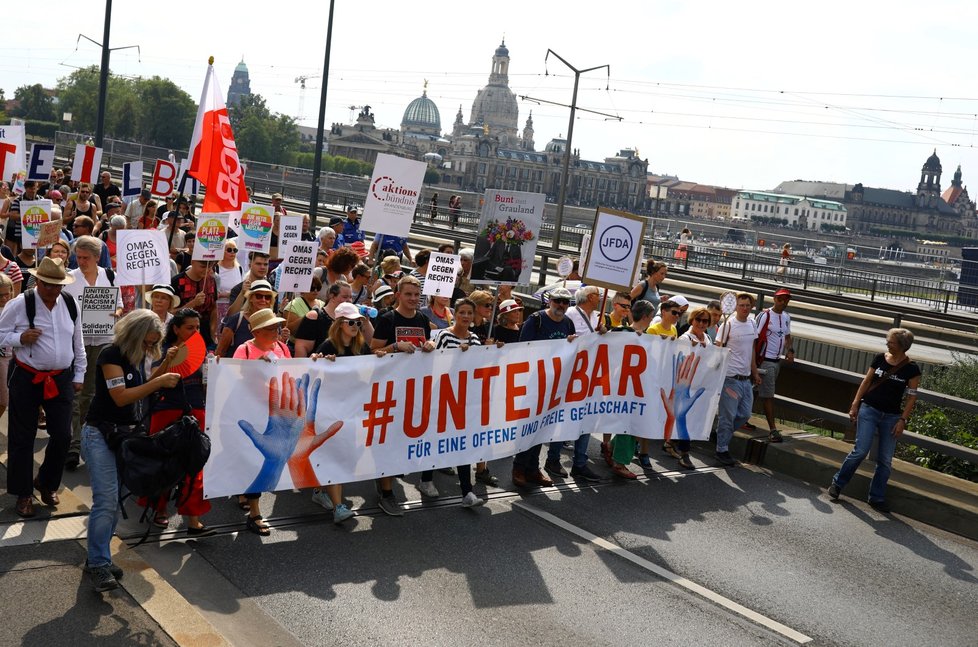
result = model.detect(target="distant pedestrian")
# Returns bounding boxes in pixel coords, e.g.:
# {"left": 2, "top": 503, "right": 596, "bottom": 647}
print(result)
{"left": 714, "top": 292, "right": 761, "bottom": 466}
{"left": 429, "top": 193, "right": 438, "bottom": 222}
{"left": 754, "top": 288, "right": 794, "bottom": 442}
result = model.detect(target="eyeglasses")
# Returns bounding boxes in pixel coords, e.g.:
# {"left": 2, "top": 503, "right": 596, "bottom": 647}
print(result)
{"left": 342, "top": 319, "right": 363, "bottom": 328}
{"left": 551, "top": 298, "right": 570, "bottom": 305}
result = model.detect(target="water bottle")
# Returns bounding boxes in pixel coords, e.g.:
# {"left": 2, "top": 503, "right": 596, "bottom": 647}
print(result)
{"left": 359, "top": 304, "right": 378, "bottom": 319}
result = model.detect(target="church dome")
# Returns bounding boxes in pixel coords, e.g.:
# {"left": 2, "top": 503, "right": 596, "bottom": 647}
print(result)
{"left": 495, "top": 40, "right": 509, "bottom": 57}
{"left": 234, "top": 59, "right": 248, "bottom": 74}
{"left": 923, "top": 149, "right": 942, "bottom": 172}
{"left": 401, "top": 91, "right": 441, "bottom": 134}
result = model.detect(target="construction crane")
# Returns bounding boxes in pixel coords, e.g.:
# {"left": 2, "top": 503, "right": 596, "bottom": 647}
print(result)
{"left": 294, "top": 74, "right": 320, "bottom": 123}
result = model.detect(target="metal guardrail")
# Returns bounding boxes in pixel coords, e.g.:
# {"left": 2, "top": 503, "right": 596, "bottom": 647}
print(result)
{"left": 778, "top": 360, "right": 978, "bottom": 466}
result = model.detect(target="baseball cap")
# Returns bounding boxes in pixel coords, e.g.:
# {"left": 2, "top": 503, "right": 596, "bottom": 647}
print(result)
{"left": 670, "top": 295, "right": 690, "bottom": 308}
{"left": 774, "top": 288, "right": 792, "bottom": 297}
{"left": 334, "top": 302, "right": 364, "bottom": 320}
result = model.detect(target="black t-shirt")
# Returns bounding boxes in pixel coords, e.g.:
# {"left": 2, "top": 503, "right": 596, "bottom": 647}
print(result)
{"left": 296, "top": 308, "right": 335, "bottom": 351}
{"left": 152, "top": 343, "right": 206, "bottom": 412}
{"left": 494, "top": 326, "right": 521, "bottom": 344}
{"left": 93, "top": 183, "right": 121, "bottom": 207}
{"left": 861, "top": 353, "right": 921, "bottom": 414}
{"left": 373, "top": 309, "right": 431, "bottom": 348}
{"left": 86, "top": 345, "right": 144, "bottom": 426}
{"left": 316, "top": 338, "right": 372, "bottom": 357}
{"left": 471, "top": 321, "right": 490, "bottom": 343}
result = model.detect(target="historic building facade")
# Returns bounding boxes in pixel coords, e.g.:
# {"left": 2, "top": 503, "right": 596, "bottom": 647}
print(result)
{"left": 226, "top": 59, "right": 252, "bottom": 108}
{"left": 323, "top": 41, "right": 650, "bottom": 211}
{"left": 730, "top": 191, "right": 847, "bottom": 230}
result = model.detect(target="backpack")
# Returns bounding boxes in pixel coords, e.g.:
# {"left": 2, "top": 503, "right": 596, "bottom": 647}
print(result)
{"left": 753, "top": 308, "right": 772, "bottom": 366}
{"left": 116, "top": 414, "right": 210, "bottom": 503}
{"left": 25, "top": 288, "right": 77, "bottom": 327}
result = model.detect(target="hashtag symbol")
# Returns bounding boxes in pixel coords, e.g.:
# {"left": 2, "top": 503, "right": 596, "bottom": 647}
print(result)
{"left": 363, "top": 381, "right": 397, "bottom": 446}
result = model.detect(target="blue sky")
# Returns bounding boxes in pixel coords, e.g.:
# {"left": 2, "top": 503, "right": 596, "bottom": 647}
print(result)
{"left": 3, "top": 0, "right": 976, "bottom": 194}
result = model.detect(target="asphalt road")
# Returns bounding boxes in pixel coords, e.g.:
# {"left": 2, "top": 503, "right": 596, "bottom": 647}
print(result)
{"left": 128, "top": 452, "right": 978, "bottom": 647}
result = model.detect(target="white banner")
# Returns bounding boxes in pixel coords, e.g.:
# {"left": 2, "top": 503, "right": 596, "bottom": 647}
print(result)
{"left": 115, "top": 229, "right": 171, "bottom": 286}
{"left": 202, "top": 333, "right": 728, "bottom": 498}
{"left": 19, "top": 200, "right": 52, "bottom": 249}
{"left": 359, "top": 153, "right": 426, "bottom": 238}
{"left": 471, "top": 189, "right": 545, "bottom": 285}
{"left": 237, "top": 202, "right": 274, "bottom": 254}
{"left": 27, "top": 144, "right": 55, "bottom": 181}
{"left": 71, "top": 144, "right": 103, "bottom": 184}
{"left": 278, "top": 239, "right": 317, "bottom": 292}
{"left": 81, "top": 286, "right": 120, "bottom": 338}
{"left": 122, "top": 161, "right": 143, "bottom": 198}
{"left": 0, "top": 124, "right": 27, "bottom": 183}
{"left": 581, "top": 208, "right": 647, "bottom": 292}
{"left": 422, "top": 252, "right": 460, "bottom": 297}
{"left": 192, "top": 213, "right": 230, "bottom": 261}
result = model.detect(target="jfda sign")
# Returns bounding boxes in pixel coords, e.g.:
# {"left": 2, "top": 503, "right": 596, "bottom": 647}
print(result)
{"left": 581, "top": 207, "right": 647, "bottom": 292}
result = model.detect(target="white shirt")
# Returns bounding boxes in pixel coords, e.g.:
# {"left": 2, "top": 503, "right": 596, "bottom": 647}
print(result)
{"left": 124, "top": 199, "right": 145, "bottom": 228}
{"left": 755, "top": 308, "right": 791, "bottom": 360}
{"left": 0, "top": 292, "right": 86, "bottom": 381}
{"left": 63, "top": 267, "right": 124, "bottom": 347}
{"left": 565, "top": 306, "right": 599, "bottom": 335}
{"left": 716, "top": 316, "right": 757, "bottom": 377}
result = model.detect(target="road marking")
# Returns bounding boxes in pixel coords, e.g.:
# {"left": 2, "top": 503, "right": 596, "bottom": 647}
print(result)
{"left": 514, "top": 501, "right": 813, "bottom": 645}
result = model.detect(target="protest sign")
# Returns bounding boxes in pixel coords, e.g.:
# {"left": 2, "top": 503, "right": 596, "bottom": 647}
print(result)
{"left": 557, "top": 256, "right": 573, "bottom": 278}
{"left": 579, "top": 232, "right": 591, "bottom": 271}
{"left": 27, "top": 144, "right": 55, "bottom": 181}
{"left": 471, "top": 189, "right": 545, "bottom": 285}
{"left": 581, "top": 208, "right": 646, "bottom": 292}
{"left": 0, "top": 124, "right": 26, "bottom": 183}
{"left": 192, "top": 213, "right": 230, "bottom": 261}
{"left": 81, "top": 286, "right": 120, "bottom": 338}
{"left": 115, "top": 229, "right": 171, "bottom": 286}
{"left": 238, "top": 202, "right": 274, "bottom": 254}
{"left": 277, "top": 239, "right": 317, "bottom": 292}
{"left": 176, "top": 156, "right": 200, "bottom": 196}
{"left": 71, "top": 144, "right": 103, "bottom": 184}
{"left": 202, "top": 333, "right": 728, "bottom": 498}
{"left": 151, "top": 159, "right": 177, "bottom": 196}
{"left": 422, "top": 253, "right": 461, "bottom": 297}
{"left": 279, "top": 215, "right": 303, "bottom": 248}
{"left": 360, "top": 153, "right": 426, "bottom": 238}
{"left": 19, "top": 200, "right": 52, "bottom": 249}
{"left": 36, "top": 219, "right": 63, "bottom": 248}
{"left": 122, "top": 161, "right": 143, "bottom": 198}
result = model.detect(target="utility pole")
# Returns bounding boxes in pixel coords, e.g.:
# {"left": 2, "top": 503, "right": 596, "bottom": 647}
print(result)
{"left": 309, "top": 0, "right": 336, "bottom": 229}
{"left": 545, "top": 51, "right": 610, "bottom": 251}
{"left": 95, "top": 0, "right": 111, "bottom": 146}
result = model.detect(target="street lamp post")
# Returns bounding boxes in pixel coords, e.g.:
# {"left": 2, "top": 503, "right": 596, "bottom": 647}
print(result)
{"left": 546, "top": 50, "right": 609, "bottom": 251}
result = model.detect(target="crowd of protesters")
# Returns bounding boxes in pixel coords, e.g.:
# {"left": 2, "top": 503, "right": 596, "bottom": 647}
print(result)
{"left": 0, "top": 171, "right": 920, "bottom": 593}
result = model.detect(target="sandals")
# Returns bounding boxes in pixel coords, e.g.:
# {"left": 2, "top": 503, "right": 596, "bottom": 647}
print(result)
{"left": 246, "top": 515, "right": 271, "bottom": 536}
{"left": 152, "top": 512, "right": 170, "bottom": 529}
{"left": 612, "top": 463, "right": 638, "bottom": 479}
{"left": 678, "top": 454, "right": 695, "bottom": 470}
{"left": 237, "top": 496, "right": 250, "bottom": 511}
{"left": 768, "top": 430, "right": 784, "bottom": 443}
{"left": 662, "top": 441, "right": 682, "bottom": 459}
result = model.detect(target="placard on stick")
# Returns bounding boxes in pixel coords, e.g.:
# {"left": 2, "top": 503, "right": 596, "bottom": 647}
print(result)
{"left": 19, "top": 200, "right": 52, "bottom": 249}
{"left": 115, "top": 229, "right": 171, "bottom": 286}
{"left": 81, "top": 286, "right": 120, "bottom": 338}
{"left": 278, "top": 239, "right": 317, "bottom": 292}
{"left": 580, "top": 208, "right": 647, "bottom": 292}
{"left": 422, "top": 253, "right": 461, "bottom": 297}
{"left": 192, "top": 214, "right": 230, "bottom": 261}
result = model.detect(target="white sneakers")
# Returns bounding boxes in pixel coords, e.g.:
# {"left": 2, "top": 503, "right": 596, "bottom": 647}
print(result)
{"left": 417, "top": 481, "right": 440, "bottom": 498}
{"left": 461, "top": 492, "right": 485, "bottom": 508}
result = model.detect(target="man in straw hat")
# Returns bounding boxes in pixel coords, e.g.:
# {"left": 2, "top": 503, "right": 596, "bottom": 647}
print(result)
{"left": 0, "top": 257, "right": 86, "bottom": 517}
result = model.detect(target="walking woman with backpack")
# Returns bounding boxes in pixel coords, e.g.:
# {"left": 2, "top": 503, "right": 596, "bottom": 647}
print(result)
{"left": 144, "top": 308, "right": 214, "bottom": 536}
{"left": 82, "top": 309, "right": 181, "bottom": 592}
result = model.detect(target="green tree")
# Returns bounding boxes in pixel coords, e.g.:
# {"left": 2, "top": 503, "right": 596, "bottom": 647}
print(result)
{"left": 134, "top": 76, "right": 195, "bottom": 148}
{"left": 57, "top": 66, "right": 101, "bottom": 134}
{"left": 12, "top": 83, "right": 56, "bottom": 121}
{"left": 228, "top": 94, "right": 299, "bottom": 165}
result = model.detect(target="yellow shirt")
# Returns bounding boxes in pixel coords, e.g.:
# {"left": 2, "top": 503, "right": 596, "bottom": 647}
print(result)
{"left": 646, "top": 322, "right": 677, "bottom": 338}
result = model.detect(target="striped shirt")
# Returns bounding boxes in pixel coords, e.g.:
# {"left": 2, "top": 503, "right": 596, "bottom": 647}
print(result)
{"left": 433, "top": 328, "right": 481, "bottom": 349}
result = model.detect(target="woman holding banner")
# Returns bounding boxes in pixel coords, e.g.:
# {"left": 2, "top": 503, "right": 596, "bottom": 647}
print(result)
{"left": 312, "top": 303, "right": 391, "bottom": 520}
{"left": 231, "top": 308, "right": 293, "bottom": 535}
{"left": 423, "top": 298, "right": 492, "bottom": 504}
{"left": 216, "top": 280, "right": 276, "bottom": 358}
{"left": 145, "top": 308, "right": 213, "bottom": 536}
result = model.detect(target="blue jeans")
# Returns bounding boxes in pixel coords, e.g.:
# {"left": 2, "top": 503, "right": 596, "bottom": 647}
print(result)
{"left": 81, "top": 424, "right": 119, "bottom": 568}
{"left": 716, "top": 377, "right": 754, "bottom": 452}
{"left": 547, "top": 435, "right": 590, "bottom": 469}
{"left": 833, "top": 403, "right": 900, "bottom": 502}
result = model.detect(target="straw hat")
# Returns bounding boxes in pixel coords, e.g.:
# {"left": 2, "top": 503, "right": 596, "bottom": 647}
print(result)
{"left": 246, "top": 279, "right": 277, "bottom": 298}
{"left": 248, "top": 308, "right": 286, "bottom": 331}
{"left": 498, "top": 299, "right": 522, "bottom": 315}
{"left": 27, "top": 257, "right": 75, "bottom": 285}
{"left": 148, "top": 284, "right": 180, "bottom": 309}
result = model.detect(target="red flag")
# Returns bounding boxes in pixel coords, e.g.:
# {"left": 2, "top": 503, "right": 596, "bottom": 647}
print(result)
{"left": 187, "top": 59, "right": 244, "bottom": 214}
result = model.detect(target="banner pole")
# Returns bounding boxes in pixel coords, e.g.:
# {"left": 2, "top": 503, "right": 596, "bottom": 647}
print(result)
{"left": 486, "top": 284, "right": 499, "bottom": 341}
{"left": 598, "top": 288, "right": 609, "bottom": 327}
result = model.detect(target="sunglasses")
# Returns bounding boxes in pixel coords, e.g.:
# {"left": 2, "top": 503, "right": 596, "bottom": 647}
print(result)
{"left": 342, "top": 319, "right": 363, "bottom": 328}
{"left": 226, "top": 248, "right": 238, "bottom": 253}
{"left": 693, "top": 317, "right": 710, "bottom": 324}
{"left": 551, "top": 298, "right": 570, "bottom": 305}
{"left": 615, "top": 303, "right": 632, "bottom": 309}
{"left": 667, "top": 309, "right": 681, "bottom": 316}
{"left": 252, "top": 293, "right": 273, "bottom": 300}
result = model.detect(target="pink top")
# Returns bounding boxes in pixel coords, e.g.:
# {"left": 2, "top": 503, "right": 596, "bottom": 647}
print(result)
{"left": 233, "top": 340, "right": 291, "bottom": 360}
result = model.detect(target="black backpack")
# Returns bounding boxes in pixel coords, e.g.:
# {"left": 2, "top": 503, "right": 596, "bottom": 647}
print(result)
{"left": 24, "top": 288, "right": 77, "bottom": 326}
